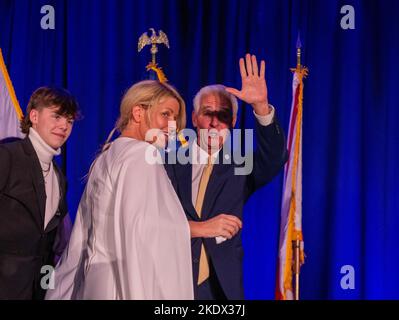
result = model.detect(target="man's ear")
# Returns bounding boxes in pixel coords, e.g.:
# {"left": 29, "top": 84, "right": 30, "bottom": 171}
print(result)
{"left": 131, "top": 105, "right": 143, "bottom": 123}
{"left": 29, "top": 109, "right": 39, "bottom": 126}
{"left": 192, "top": 110, "right": 197, "bottom": 128}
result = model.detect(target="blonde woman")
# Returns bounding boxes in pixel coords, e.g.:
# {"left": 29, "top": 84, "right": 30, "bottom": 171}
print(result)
{"left": 46, "top": 80, "right": 193, "bottom": 300}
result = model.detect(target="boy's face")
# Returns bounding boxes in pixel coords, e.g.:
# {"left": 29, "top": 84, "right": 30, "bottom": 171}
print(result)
{"left": 29, "top": 105, "right": 74, "bottom": 149}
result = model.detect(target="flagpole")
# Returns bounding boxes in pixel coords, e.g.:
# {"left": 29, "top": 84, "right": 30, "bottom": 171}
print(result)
{"left": 293, "top": 238, "right": 300, "bottom": 300}
{"left": 277, "top": 33, "right": 308, "bottom": 301}
{"left": 296, "top": 40, "right": 301, "bottom": 69}
{"left": 292, "top": 33, "right": 303, "bottom": 301}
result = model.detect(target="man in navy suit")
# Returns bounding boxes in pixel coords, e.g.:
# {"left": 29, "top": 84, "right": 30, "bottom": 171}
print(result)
{"left": 165, "top": 54, "right": 288, "bottom": 299}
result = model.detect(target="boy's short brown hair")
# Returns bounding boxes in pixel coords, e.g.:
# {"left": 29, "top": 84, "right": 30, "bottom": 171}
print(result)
{"left": 20, "top": 86, "right": 80, "bottom": 134}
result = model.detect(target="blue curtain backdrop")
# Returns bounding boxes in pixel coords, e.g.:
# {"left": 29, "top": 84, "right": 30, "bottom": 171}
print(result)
{"left": 1, "top": 0, "right": 398, "bottom": 299}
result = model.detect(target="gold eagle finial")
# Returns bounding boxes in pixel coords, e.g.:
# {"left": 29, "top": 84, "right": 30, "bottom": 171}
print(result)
{"left": 138, "top": 28, "right": 170, "bottom": 64}
{"left": 138, "top": 28, "right": 170, "bottom": 82}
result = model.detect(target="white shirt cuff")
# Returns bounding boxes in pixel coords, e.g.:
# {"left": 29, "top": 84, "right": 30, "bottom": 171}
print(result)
{"left": 253, "top": 104, "right": 275, "bottom": 126}
{"left": 216, "top": 236, "right": 227, "bottom": 244}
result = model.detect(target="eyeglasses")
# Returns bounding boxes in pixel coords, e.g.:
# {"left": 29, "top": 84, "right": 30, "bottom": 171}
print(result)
{"left": 200, "top": 108, "right": 233, "bottom": 125}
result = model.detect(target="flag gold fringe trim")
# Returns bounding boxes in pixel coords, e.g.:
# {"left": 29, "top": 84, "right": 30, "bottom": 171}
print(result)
{"left": 177, "top": 131, "right": 188, "bottom": 147}
{"left": 282, "top": 65, "right": 308, "bottom": 300}
{"left": 146, "top": 62, "right": 168, "bottom": 83}
{"left": 0, "top": 48, "right": 23, "bottom": 120}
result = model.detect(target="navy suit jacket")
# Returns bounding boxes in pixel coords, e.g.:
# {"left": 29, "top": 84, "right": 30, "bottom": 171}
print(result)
{"left": 165, "top": 118, "right": 288, "bottom": 299}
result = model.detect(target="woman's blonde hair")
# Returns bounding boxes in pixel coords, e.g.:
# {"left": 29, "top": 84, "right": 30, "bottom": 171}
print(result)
{"left": 85, "top": 80, "right": 186, "bottom": 180}
{"left": 116, "top": 80, "right": 186, "bottom": 132}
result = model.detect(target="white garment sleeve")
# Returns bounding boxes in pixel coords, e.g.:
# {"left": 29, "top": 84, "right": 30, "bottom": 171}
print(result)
{"left": 111, "top": 145, "right": 194, "bottom": 299}
{"left": 45, "top": 191, "right": 88, "bottom": 300}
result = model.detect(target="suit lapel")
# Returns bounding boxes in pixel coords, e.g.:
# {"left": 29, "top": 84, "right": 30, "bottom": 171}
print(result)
{"left": 44, "top": 163, "right": 66, "bottom": 232}
{"left": 201, "top": 161, "right": 231, "bottom": 220}
{"left": 173, "top": 141, "right": 233, "bottom": 221}
{"left": 201, "top": 143, "right": 234, "bottom": 220}
{"left": 175, "top": 162, "right": 199, "bottom": 220}
{"left": 22, "top": 138, "right": 46, "bottom": 231}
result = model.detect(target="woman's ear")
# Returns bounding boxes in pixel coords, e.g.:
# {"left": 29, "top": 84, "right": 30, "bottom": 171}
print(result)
{"left": 131, "top": 105, "right": 143, "bottom": 123}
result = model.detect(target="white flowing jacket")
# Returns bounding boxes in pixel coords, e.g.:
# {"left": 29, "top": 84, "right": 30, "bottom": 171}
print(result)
{"left": 46, "top": 138, "right": 193, "bottom": 300}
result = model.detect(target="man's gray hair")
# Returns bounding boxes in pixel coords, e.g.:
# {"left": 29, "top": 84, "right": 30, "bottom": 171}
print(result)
{"left": 193, "top": 84, "right": 238, "bottom": 117}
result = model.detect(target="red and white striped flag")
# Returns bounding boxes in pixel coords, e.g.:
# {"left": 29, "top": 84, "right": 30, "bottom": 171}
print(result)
{"left": 276, "top": 64, "right": 307, "bottom": 300}
{"left": 0, "top": 48, "right": 24, "bottom": 141}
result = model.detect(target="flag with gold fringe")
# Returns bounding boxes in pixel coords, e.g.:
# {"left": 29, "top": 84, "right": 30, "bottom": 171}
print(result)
{"left": 276, "top": 38, "right": 308, "bottom": 300}
{"left": 0, "top": 48, "right": 24, "bottom": 141}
